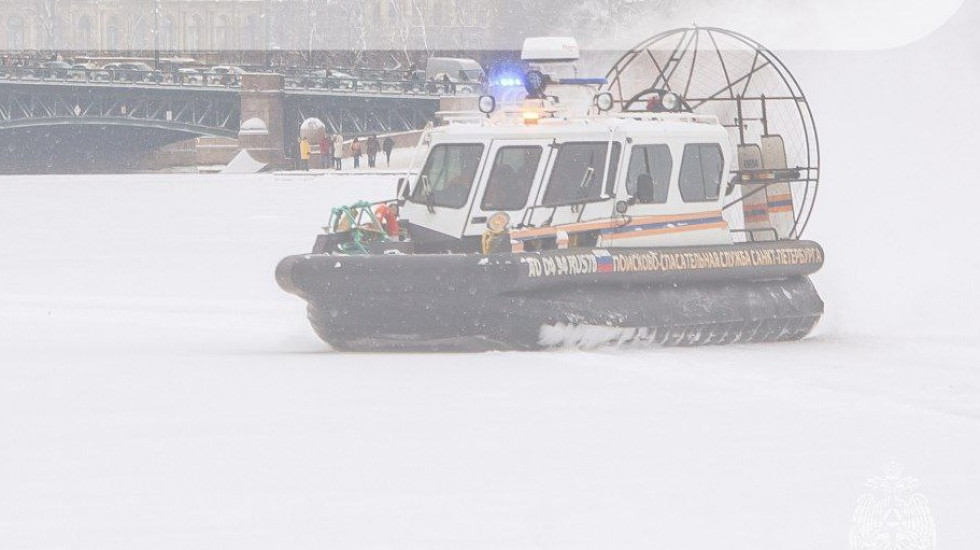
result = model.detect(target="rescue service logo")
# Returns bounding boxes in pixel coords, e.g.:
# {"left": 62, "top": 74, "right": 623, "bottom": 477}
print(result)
{"left": 524, "top": 245, "right": 823, "bottom": 278}
{"left": 849, "top": 461, "right": 936, "bottom": 550}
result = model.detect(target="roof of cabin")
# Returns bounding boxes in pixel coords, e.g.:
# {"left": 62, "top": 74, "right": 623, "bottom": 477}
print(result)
{"left": 428, "top": 112, "right": 729, "bottom": 142}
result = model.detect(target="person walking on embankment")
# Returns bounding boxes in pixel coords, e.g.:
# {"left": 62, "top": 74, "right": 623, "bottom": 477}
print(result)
{"left": 299, "top": 137, "right": 311, "bottom": 171}
{"left": 351, "top": 137, "right": 362, "bottom": 169}
{"left": 366, "top": 135, "right": 380, "bottom": 168}
{"left": 382, "top": 136, "right": 394, "bottom": 167}
{"left": 333, "top": 133, "right": 344, "bottom": 170}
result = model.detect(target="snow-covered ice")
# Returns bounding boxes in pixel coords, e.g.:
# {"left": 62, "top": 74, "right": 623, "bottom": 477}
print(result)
{"left": 0, "top": 165, "right": 976, "bottom": 548}
{"left": 2, "top": 4, "right": 980, "bottom": 548}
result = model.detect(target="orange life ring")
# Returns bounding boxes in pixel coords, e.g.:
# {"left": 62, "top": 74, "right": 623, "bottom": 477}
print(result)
{"left": 374, "top": 204, "right": 400, "bottom": 237}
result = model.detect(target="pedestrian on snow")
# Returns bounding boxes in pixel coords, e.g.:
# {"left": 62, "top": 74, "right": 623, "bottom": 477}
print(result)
{"left": 366, "top": 135, "right": 380, "bottom": 168}
{"left": 319, "top": 135, "right": 331, "bottom": 168}
{"left": 299, "top": 136, "right": 311, "bottom": 171}
{"left": 351, "top": 137, "right": 362, "bottom": 169}
{"left": 333, "top": 133, "right": 344, "bottom": 170}
{"left": 382, "top": 136, "right": 395, "bottom": 167}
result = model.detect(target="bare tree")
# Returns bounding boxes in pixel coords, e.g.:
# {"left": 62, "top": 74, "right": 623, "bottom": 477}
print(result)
{"left": 337, "top": 0, "right": 368, "bottom": 66}
{"left": 33, "top": 0, "right": 60, "bottom": 51}
{"left": 125, "top": 12, "right": 150, "bottom": 54}
{"left": 385, "top": 0, "right": 418, "bottom": 67}
{"left": 295, "top": 0, "right": 322, "bottom": 66}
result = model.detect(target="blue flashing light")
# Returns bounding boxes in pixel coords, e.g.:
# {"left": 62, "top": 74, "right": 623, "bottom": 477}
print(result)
{"left": 494, "top": 76, "right": 524, "bottom": 87}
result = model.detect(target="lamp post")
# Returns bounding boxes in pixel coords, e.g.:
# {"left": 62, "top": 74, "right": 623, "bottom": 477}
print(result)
{"left": 264, "top": 0, "right": 271, "bottom": 68}
{"left": 152, "top": 0, "right": 160, "bottom": 69}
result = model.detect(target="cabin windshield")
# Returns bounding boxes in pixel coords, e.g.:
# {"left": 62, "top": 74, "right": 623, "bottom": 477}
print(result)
{"left": 411, "top": 143, "right": 484, "bottom": 209}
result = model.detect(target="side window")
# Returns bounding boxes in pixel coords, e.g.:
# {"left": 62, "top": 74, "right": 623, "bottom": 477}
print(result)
{"left": 481, "top": 146, "right": 543, "bottom": 211}
{"left": 679, "top": 143, "right": 724, "bottom": 202}
{"left": 542, "top": 142, "right": 617, "bottom": 206}
{"left": 412, "top": 143, "right": 484, "bottom": 208}
{"left": 625, "top": 144, "right": 672, "bottom": 204}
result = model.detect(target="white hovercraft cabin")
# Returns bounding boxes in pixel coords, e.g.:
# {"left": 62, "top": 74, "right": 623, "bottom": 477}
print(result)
{"left": 400, "top": 108, "right": 734, "bottom": 250}
{"left": 396, "top": 36, "right": 752, "bottom": 253}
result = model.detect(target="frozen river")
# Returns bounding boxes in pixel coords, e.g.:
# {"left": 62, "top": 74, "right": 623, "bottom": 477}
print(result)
{"left": 0, "top": 171, "right": 977, "bottom": 549}
{"left": 3, "top": 2, "right": 980, "bottom": 545}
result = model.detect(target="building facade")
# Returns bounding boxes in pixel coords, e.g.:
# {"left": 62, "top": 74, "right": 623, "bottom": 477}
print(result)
{"left": 0, "top": 0, "right": 491, "bottom": 55}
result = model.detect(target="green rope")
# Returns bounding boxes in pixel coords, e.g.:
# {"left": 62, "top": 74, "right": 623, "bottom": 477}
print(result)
{"left": 328, "top": 200, "right": 390, "bottom": 255}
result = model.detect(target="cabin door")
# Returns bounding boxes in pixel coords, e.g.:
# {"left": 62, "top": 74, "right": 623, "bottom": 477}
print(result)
{"left": 523, "top": 139, "right": 623, "bottom": 230}
{"left": 463, "top": 139, "right": 552, "bottom": 236}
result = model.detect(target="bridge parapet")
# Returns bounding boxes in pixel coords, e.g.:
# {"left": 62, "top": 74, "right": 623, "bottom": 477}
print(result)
{"left": 0, "top": 66, "right": 475, "bottom": 97}
{"left": 0, "top": 69, "right": 474, "bottom": 171}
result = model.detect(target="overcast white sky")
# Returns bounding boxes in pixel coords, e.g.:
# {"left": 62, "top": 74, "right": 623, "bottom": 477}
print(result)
{"left": 28, "top": 0, "right": 969, "bottom": 53}
{"left": 592, "top": 0, "right": 968, "bottom": 50}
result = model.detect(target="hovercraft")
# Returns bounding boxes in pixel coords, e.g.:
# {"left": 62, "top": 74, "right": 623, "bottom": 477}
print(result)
{"left": 276, "top": 31, "right": 824, "bottom": 351}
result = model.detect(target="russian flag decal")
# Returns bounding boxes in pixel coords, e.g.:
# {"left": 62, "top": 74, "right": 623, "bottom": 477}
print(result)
{"left": 593, "top": 250, "right": 614, "bottom": 273}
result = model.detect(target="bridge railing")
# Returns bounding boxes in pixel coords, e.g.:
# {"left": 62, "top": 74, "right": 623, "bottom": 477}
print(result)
{"left": 282, "top": 75, "right": 478, "bottom": 96}
{"left": 0, "top": 66, "right": 479, "bottom": 96}
{"left": 0, "top": 66, "right": 245, "bottom": 87}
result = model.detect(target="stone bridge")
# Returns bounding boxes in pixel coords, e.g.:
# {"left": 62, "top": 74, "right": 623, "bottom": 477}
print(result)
{"left": 0, "top": 71, "right": 465, "bottom": 172}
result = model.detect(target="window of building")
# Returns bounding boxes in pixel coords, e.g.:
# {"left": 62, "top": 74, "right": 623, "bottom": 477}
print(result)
{"left": 105, "top": 16, "right": 120, "bottom": 50}
{"left": 679, "top": 143, "right": 724, "bottom": 202}
{"left": 7, "top": 16, "right": 25, "bottom": 50}
{"left": 412, "top": 144, "right": 484, "bottom": 209}
{"left": 242, "top": 16, "right": 259, "bottom": 50}
{"left": 160, "top": 16, "right": 175, "bottom": 51}
{"left": 481, "top": 146, "right": 543, "bottom": 211}
{"left": 187, "top": 15, "right": 202, "bottom": 50}
{"left": 215, "top": 15, "right": 231, "bottom": 49}
{"left": 625, "top": 144, "right": 672, "bottom": 204}
{"left": 130, "top": 17, "right": 146, "bottom": 51}
{"left": 40, "top": 16, "right": 65, "bottom": 50}
{"left": 77, "top": 15, "right": 92, "bottom": 49}
{"left": 543, "top": 142, "right": 619, "bottom": 206}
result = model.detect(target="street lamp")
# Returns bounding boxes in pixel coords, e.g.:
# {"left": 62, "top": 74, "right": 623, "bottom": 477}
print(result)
{"left": 264, "top": 0, "right": 271, "bottom": 68}
{"left": 152, "top": 0, "right": 160, "bottom": 69}
{"left": 262, "top": 0, "right": 286, "bottom": 69}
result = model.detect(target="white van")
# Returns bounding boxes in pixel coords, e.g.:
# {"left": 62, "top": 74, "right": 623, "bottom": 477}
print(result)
{"left": 425, "top": 57, "right": 485, "bottom": 93}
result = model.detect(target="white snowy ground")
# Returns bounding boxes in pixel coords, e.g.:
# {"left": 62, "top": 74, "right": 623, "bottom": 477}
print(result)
{"left": 3, "top": 7, "right": 980, "bottom": 550}
{"left": 0, "top": 169, "right": 975, "bottom": 549}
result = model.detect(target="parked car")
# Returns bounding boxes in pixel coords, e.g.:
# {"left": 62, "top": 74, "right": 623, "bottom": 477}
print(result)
{"left": 209, "top": 65, "right": 244, "bottom": 85}
{"left": 101, "top": 63, "right": 127, "bottom": 81}
{"left": 324, "top": 69, "right": 356, "bottom": 90}
{"left": 38, "top": 60, "right": 72, "bottom": 79}
{"left": 105, "top": 62, "right": 161, "bottom": 83}
{"left": 424, "top": 57, "right": 485, "bottom": 95}
{"left": 69, "top": 63, "right": 101, "bottom": 80}
{"left": 176, "top": 67, "right": 204, "bottom": 85}
{"left": 284, "top": 68, "right": 356, "bottom": 90}
{"left": 125, "top": 62, "right": 163, "bottom": 83}
{"left": 288, "top": 68, "right": 324, "bottom": 88}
